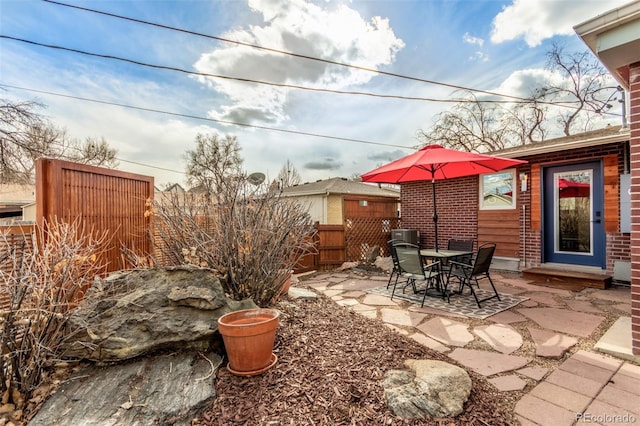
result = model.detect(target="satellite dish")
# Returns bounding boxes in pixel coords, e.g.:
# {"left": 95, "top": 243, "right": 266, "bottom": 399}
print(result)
{"left": 248, "top": 172, "right": 266, "bottom": 186}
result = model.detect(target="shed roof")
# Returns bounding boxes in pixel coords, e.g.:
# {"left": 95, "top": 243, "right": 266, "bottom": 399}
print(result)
{"left": 281, "top": 177, "right": 399, "bottom": 198}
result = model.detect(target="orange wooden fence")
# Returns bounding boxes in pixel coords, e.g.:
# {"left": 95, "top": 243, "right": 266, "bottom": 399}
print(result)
{"left": 35, "top": 158, "right": 154, "bottom": 273}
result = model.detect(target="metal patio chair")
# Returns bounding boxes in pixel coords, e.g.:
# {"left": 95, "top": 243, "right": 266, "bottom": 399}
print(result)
{"left": 446, "top": 242, "right": 500, "bottom": 308}
{"left": 386, "top": 239, "right": 402, "bottom": 289}
{"left": 393, "top": 242, "right": 441, "bottom": 307}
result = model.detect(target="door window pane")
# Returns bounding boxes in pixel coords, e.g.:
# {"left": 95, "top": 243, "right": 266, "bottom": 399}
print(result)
{"left": 555, "top": 170, "right": 591, "bottom": 253}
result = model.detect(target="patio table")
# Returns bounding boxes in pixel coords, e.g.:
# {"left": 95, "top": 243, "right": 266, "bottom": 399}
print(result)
{"left": 419, "top": 249, "right": 473, "bottom": 300}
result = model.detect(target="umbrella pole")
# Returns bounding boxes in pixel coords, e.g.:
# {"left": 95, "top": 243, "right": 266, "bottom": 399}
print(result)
{"left": 432, "top": 179, "right": 438, "bottom": 251}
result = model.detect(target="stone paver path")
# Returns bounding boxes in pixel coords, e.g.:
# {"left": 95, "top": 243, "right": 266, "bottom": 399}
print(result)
{"left": 473, "top": 324, "right": 523, "bottom": 354}
{"left": 517, "top": 307, "right": 605, "bottom": 337}
{"left": 528, "top": 327, "right": 578, "bottom": 358}
{"left": 448, "top": 348, "right": 530, "bottom": 376}
{"left": 297, "top": 268, "right": 639, "bottom": 425}
{"left": 416, "top": 317, "right": 474, "bottom": 347}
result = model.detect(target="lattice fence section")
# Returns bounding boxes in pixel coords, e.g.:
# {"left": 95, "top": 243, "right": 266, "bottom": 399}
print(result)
{"left": 344, "top": 217, "right": 400, "bottom": 261}
{"left": 0, "top": 225, "right": 36, "bottom": 318}
{"left": 0, "top": 225, "right": 35, "bottom": 276}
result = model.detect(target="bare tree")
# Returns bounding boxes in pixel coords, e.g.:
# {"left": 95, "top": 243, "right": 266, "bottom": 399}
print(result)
{"left": 543, "top": 43, "right": 616, "bottom": 136}
{"left": 72, "top": 136, "right": 118, "bottom": 168}
{"left": 184, "top": 133, "right": 243, "bottom": 194}
{"left": 276, "top": 159, "right": 302, "bottom": 188}
{"left": 418, "top": 91, "right": 510, "bottom": 152}
{"left": 502, "top": 95, "right": 547, "bottom": 145}
{"left": 0, "top": 98, "right": 118, "bottom": 184}
{"left": 156, "top": 134, "right": 316, "bottom": 307}
{"left": 418, "top": 46, "right": 616, "bottom": 151}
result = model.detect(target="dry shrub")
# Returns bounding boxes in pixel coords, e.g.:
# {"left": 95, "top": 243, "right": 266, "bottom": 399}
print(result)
{"left": 0, "top": 218, "right": 108, "bottom": 410}
{"left": 152, "top": 176, "right": 316, "bottom": 307}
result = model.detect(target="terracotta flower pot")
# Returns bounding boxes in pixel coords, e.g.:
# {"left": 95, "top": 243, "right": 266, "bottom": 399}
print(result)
{"left": 217, "top": 308, "right": 280, "bottom": 376}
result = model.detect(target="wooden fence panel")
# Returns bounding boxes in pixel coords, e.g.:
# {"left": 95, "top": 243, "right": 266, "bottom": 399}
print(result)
{"left": 293, "top": 218, "right": 399, "bottom": 273}
{"left": 36, "top": 159, "right": 154, "bottom": 273}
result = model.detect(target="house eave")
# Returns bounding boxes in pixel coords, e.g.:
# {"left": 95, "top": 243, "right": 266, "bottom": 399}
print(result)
{"left": 574, "top": 0, "right": 640, "bottom": 89}
{"left": 492, "top": 128, "right": 630, "bottom": 159}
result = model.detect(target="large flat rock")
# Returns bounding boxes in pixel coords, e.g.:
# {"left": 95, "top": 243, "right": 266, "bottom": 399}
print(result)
{"left": 517, "top": 307, "right": 605, "bottom": 337}
{"left": 528, "top": 327, "right": 578, "bottom": 358}
{"left": 416, "top": 317, "right": 474, "bottom": 347}
{"left": 473, "top": 324, "right": 522, "bottom": 354}
{"left": 447, "top": 348, "right": 530, "bottom": 376}
{"left": 30, "top": 351, "right": 220, "bottom": 426}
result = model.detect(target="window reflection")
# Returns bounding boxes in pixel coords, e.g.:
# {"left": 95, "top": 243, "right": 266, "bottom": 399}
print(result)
{"left": 556, "top": 171, "right": 591, "bottom": 253}
{"left": 481, "top": 171, "right": 515, "bottom": 210}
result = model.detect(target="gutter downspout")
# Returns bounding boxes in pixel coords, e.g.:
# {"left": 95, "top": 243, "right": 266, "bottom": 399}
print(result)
{"left": 522, "top": 204, "right": 526, "bottom": 270}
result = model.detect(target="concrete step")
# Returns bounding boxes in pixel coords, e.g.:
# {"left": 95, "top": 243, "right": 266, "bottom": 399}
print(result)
{"left": 522, "top": 267, "right": 612, "bottom": 290}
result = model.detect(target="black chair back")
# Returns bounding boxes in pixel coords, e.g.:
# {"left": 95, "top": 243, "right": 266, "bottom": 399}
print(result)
{"left": 447, "top": 238, "right": 474, "bottom": 265}
{"left": 448, "top": 238, "right": 474, "bottom": 252}
{"left": 393, "top": 243, "right": 422, "bottom": 276}
{"left": 471, "top": 243, "right": 496, "bottom": 276}
{"left": 387, "top": 239, "right": 400, "bottom": 263}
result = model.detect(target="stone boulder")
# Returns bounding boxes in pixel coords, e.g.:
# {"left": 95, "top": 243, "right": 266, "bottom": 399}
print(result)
{"left": 62, "top": 266, "right": 256, "bottom": 362}
{"left": 383, "top": 359, "right": 472, "bottom": 419}
{"left": 29, "top": 351, "right": 221, "bottom": 426}
{"left": 364, "top": 245, "right": 381, "bottom": 264}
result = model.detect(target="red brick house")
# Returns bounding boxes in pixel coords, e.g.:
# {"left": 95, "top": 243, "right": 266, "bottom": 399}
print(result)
{"left": 573, "top": 0, "right": 640, "bottom": 356}
{"left": 401, "top": 126, "right": 630, "bottom": 279}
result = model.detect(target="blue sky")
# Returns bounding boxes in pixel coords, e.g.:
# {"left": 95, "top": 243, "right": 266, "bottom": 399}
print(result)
{"left": 0, "top": 0, "right": 627, "bottom": 187}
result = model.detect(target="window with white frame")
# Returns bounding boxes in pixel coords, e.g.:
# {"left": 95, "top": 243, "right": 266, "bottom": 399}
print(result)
{"left": 480, "top": 169, "right": 516, "bottom": 210}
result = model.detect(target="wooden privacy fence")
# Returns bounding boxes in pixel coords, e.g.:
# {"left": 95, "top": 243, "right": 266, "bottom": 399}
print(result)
{"left": 36, "top": 158, "right": 154, "bottom": 273}
{"left": 294, "top": 218, "right": 400, "bottom": 273}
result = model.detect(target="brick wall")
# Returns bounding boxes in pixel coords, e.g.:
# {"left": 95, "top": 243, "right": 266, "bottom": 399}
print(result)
{"left": 400, "top": 176, "right": 477, "bottom": 249}
{"left": 630, "top": 62, "right": 640, "bottom": 355}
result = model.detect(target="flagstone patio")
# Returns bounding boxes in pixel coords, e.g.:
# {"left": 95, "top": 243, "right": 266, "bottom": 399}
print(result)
{"left": 298, "top": 269, "right": 640, "bottom": 425}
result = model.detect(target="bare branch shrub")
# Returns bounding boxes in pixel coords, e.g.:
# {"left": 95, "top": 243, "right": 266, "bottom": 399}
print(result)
{"left": 153, "top": 175, "right": 316, "bottom": 307}
{"left": 0, "top": 218, "right": 108, "bottom": 408}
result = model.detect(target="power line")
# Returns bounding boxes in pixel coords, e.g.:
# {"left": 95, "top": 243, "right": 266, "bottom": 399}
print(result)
{"left": 4, "top": 34, "right": 622, "bottom": 119}
{"left": 40, "top": 0, "right": 542, "bottom": 103}
{"left": 1, "top": 35, "right": 555, "bottom": 106}
{"left": 0, "top": 83, "right": 414, "bottom": 150}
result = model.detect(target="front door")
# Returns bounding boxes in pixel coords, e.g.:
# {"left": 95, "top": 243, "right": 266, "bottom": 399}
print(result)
{"left": 543, "top": 161, "right": 605, "bottom": 267}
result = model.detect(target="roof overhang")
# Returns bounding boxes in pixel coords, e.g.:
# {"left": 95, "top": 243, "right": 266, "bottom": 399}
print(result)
{"left": 574, "top": 0, "right": 640, "bottom": 89}
{"left": 492, "top": 128, "right": 630, "bottom": 159}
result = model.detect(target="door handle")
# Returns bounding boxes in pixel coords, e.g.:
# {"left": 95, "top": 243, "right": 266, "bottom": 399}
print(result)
{"left": 591, "top": 219, "right": 601, "bottom": 224}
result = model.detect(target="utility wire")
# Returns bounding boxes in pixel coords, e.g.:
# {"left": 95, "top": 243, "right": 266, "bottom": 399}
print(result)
{"left": 0, "top": 83, "right": 414, "bottom": 150}
{"left": 1, "top": 35, "right": 561, "bottom": 106}
{"left": 40, "top": 0, "right": 546, "bottom": 103}
{"left": 36, "top": 0, "right": 621, "bottom": 116}
{"left": 4, "top": 34, "right": 620, "bottom": 118}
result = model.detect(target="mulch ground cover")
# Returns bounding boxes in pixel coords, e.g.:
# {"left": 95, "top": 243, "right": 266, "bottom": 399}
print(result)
{"left": 195, "top": 290, "right": 516, "bottom": 425}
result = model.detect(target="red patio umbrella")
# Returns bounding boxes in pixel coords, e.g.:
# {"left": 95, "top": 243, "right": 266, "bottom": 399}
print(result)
{"left": 361, "top": 144, "right": 527, "bottom": 250}
{"left": 558, "top": 178, "right": 590, "bottom": 198}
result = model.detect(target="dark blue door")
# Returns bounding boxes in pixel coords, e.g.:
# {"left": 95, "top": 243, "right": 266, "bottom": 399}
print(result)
{"left": 543, "top": 161, "right": 605, "bottom": 267}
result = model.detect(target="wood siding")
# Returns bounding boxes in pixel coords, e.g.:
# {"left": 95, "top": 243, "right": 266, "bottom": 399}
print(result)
{"left": 477, "top": 209, "right": 520, "bottom": 258}
{"left": 343, "top": 195, "right": 398, "bottom": 218}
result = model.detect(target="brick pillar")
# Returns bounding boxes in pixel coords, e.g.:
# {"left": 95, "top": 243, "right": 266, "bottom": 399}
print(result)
{"left": 630, "top": 62, "right": 640, "bottom": 355}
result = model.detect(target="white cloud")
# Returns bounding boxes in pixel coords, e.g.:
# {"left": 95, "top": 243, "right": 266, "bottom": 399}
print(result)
{"left": 193, "top": 0, "right": 404, "bottom": 125}
{"left": 463, "top": 32, "right": 484, "bottom": 47}
{"left": 490, "top": 0, "right": 631, "bottom": 47}
{"left": 469, "top": 51, "right": 489, "bottom": 63}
